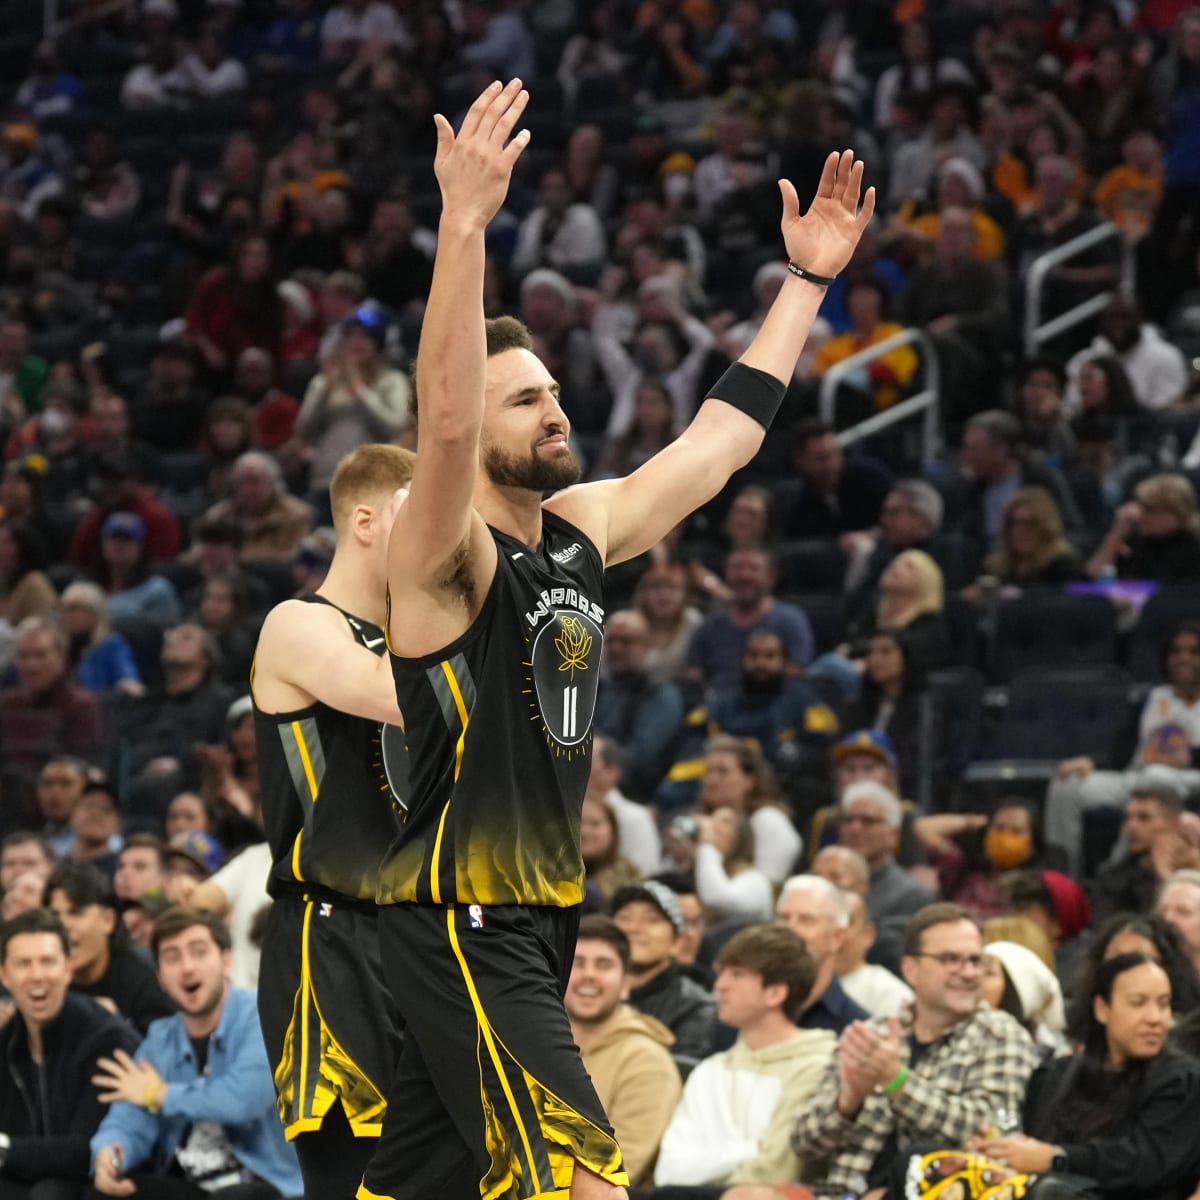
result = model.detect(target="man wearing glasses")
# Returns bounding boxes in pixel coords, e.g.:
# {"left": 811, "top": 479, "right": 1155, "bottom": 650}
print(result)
{"left": 776, "top": 903, "right": 1038, "bottom": 1199}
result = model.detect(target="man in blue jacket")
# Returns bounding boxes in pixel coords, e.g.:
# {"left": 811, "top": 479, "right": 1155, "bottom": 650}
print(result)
{"left": 89, "top": 907, "right": 301, "bottom": 1199}
{"left": 0, "top": 907, "right": 140, "bottom": 1200}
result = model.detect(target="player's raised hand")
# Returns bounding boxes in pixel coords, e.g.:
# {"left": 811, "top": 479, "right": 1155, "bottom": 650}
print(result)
{"left": 778, "top": 150, "right": 875, "bottom": 280}
{"left": 433, "top": 79, "right": 531, "bottom": 230}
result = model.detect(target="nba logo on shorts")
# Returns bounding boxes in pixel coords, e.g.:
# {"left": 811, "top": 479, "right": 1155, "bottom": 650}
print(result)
{"left": 319, "top": 902, "right": 333, "bottom": 918}
{"left": 468, "top": 904, "right": 485, "bottom": 929}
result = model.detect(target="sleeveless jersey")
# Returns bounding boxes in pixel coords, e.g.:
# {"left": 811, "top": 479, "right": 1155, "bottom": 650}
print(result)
{"left": 377, "top": 510, "right": 606, "bottom": 908}
{"left": 255, "top": 595, "right": 408, "bottom": 902}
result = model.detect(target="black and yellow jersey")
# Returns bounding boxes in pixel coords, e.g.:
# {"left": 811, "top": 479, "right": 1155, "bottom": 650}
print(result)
{"left": 377, "top": 510, "right": 606, "bottom": 909}
{"left": 255, "top": 595, "right": 408, "bottom": 903}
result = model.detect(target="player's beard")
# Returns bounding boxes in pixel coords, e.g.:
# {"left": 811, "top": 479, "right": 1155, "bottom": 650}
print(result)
{"left": 484, "top": 439, "right": 582, "bottom": 492}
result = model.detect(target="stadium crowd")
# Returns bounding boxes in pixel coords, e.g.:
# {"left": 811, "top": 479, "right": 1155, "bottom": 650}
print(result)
{"left": 2, "top": 0, "right": 1200, "bottom": 1196}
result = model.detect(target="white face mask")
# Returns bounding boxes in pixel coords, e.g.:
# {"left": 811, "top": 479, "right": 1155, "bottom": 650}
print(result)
{"left": 40, "top": 409, "right": 70, "bottom": 438}
{"left": 662, "top": 173, "right": 691, "bottom": 202}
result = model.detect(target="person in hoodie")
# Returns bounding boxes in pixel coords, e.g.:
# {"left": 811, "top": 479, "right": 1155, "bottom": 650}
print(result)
{"left": 565, "top": 915, "right": 682, "bottom": 1187}
{"left": 0, "top": 906, "right": 140, "bottom": 1200}
{"left": 611, "top": 882, "right": 717, "bottom": 1065}
{"left": 651, "top": 925, "right": 836, "bottom": 1196}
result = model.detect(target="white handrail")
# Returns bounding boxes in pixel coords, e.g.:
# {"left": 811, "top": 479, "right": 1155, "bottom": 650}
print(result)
{"left": 1023, "top": 221, "right": 1129, "bottom": 357}
{"left": 817, "top": 327, "right": 940, "bottom": 466}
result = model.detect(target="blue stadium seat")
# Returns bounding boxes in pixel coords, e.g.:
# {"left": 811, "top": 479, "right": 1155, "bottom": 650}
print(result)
{"left": 783, "top": 592, "right": 845, "bottom": 656}
{"left": 1127, "top": 586, "right": 1200, "bottom": 681}
{"left": 775, "top": 538, "right": 847, "bottom": 594}
{"left": 989, "top": 592, "right": 1118, "bottom": 683}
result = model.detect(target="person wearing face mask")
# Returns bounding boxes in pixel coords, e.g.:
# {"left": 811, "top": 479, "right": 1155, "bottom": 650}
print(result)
{"left": 931, "top": 800, "right": 1065, "bottom": 922}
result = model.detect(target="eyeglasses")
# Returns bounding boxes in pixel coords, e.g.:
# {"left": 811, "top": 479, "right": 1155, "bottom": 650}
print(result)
{"left": 910, "top": 952, "right": 984, "bottom": 971}
{"left": 840, "top": 814, "right": 887, "bottom": 827}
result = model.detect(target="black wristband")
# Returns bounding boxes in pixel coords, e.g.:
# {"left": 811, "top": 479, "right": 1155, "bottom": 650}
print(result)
{"left": 707, "top": 362, "right": 786, "bottom": 429}
{"left": 787, "top": 261, "right": 837, "bottom": 287}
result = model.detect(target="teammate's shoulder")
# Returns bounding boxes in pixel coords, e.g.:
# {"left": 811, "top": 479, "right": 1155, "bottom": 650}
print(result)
{"left": 259, "top": 596, "right": 346, "bottom": 647}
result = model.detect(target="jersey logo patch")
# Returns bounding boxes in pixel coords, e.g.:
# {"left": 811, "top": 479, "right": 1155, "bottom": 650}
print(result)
{"left": 319, "top": 902, "right": 333, "bottom": 917}
{"left": 468, "top": 904, "right": 485, "bottom": 928}
{"left": 529, "top": 610, "right": 604, "bottom": 747}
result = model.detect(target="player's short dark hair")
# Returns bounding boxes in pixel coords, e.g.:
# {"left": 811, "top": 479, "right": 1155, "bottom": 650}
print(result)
{"left": 410, "top": 315, "right": 536, "bottom": 427}
{"left": 151, "top": 906, "right": 233, "bottom": 961}
{"left": 903, "top": 902, "right": 978, "bottom": 957}
{"left": 715, "top": 924, "right": 816, "bottom": 1021}
{"left": 576, "top": 914, "right": 631, "bottom": 972}
{"left": 44, "top": 862, "right": 117, "bottom": 912}
{"left": 328, "top": 443, "right": 416, "bottom": 533}
{"left": 0, "top": 907, "right": 71, "bottom": 962}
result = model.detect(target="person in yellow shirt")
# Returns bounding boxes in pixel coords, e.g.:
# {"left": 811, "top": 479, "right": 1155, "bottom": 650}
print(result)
{"left": 814, "top": 276, "right": 919, "bottom": 411}
{"left": 1093, "top": 128, "right": 1164, "bottom": 242}
{"left": 891, "top": 156, "right": 1005, "bottom": 262}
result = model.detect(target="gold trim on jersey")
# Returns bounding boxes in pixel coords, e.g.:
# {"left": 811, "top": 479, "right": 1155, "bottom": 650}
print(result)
{"left": 425, "top": 655, "right": 476, "bottom": 905}
{"left": 278, "top": 718, "right": 326, "bottom": 883}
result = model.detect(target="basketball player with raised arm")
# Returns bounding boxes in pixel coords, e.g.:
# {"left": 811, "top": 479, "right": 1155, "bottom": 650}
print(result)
{"left": 251, "top": 443, "right": 414, "bottom": 1200}
{"left": 359, "top": 80, "right": 874, "bottom": 1200}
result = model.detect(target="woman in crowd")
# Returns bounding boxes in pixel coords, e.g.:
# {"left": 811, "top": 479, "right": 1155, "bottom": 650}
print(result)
{"left": 164, "top": 791, "right": 218, "bottom": 843}
{"left": 967, "top": 486, "right": 1086, "bottom": 597}
{"left": 1088, "top": 472, "right": 1200, "bottom": 583}
{"left": 693, "top": 806, "right": 774, "bottom": 923}
{"left": 633, "top": 561, "right": 703, "bottom": 685}
{"left": 58, "top": 580, "right": 143, "bottom": 694}
{"left": 197, "top": 694, "right": 263, "bottom": 851}
{"left": 696, "top": 734, "right": 801, "bottom": 886}
{"left": 194, "top": 571, "right": 256, "bottom": 684}
{"left": 979, "top": 938, "right": 1066, "bottom": 1050}
{"left": 580, "top": 794, "right": 641, "bottom": 903}
{"left": 93, "top": 512, "right": 181, "bottom": 624}
{"left": 977, "top": 953, "right": 1200, "bottom": 1200}
{"left": 593, "top": 379, "right": 680, "bottom": 479}
{"left": 1067, "top": 911, "right": 1200, "bottom": 1039}
{"left": 0, "top": 517, "right": 56, "bottom": 627}
{"left": 851, "top": 547, "right": 949, "bottom": 674}
{"left": 841, "top": 628, "right": 926, "bottom": 794}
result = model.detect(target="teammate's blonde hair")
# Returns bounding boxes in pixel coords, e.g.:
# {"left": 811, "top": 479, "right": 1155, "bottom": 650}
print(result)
{"left": 329, "top": 444, "right": 416, "bottom": 533}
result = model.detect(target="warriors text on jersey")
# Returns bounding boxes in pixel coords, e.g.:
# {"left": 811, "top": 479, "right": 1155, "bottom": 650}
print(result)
{"left": 377, "top": 510, "right": 606, "bottom": 908}
{"left": 255, "top": 595, "right": 407, "bottom": 902}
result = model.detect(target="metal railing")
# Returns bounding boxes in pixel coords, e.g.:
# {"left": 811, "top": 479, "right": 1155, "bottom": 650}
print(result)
{"left": 1023, "top": 221, "right": 1131, "bottom": 357}
{"left": 818, "top": 327, "right": 941, "bottom": 467}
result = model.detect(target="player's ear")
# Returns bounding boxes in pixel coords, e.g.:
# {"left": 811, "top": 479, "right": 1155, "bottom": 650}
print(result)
{"left": 351, "top": 504, "right": 375, "bottom": 544}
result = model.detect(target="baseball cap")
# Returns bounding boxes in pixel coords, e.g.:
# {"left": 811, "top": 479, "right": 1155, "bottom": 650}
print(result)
{"left": 166, "top": 830, "right": 223, "bottom": 876}
{"left": 831, "top": 729, "right": 897, "bottom": 768}
{"left": 101, "top": 511, "right": 146, "bottom": 540}
{"left": 610, "top": 880, "right": 684, "bottom": 935}
{"left": 226, "top": 694, "right": 253, "bottom": 729}
{"left": 124, "top": 887, "right": 172, "bottom": 918}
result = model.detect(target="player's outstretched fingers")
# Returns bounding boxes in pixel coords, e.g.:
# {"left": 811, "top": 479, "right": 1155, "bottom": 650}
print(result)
{"left": 504, "top": 126, "right": 532, "bottom": 166}
{"left": 492, "top": 87, "right": 530, "bottom": 146}
{"left": 842, "top": 158, "right": 865, "bottom": 212}
{"left": 480, "top": 77, "right": 524, "bottom": 140}
{"left": 830, "top": 149, "right": 855, "bottom": 202}
{"left": 859, "top": 185, "right": 877, "bottom": 228}
{"left": 815, "top": 150, "right": 839, "bottom": 199}
{"left": 778, "top": 178, "right": 800, "bottom": 224}
{"left": 459, "top": 79, "right": 502, "bottom": 141}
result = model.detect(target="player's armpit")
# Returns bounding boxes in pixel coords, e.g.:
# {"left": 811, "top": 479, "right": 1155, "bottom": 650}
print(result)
{"left": 253, "top": 601, "right": 403, "bottom": 726}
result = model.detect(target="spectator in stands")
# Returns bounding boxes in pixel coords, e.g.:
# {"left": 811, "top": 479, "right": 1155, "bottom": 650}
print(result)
{"left": 185, "top": 234, "right": 284, "bottom": 377}
{"left": 1008, "top": 153, "right": 1122, "bottom": 330}
{"left": 633, "top": 562, "right": 703, "bottom": 686}
{"left": 164, "top": 792, "right": 215, "bottom": 843}
{"left": 70, "top": 447, "right": 183, "bottom": 565}
{"left": 178, "top": 20, "right": 248, "bottom": 101}
{"left": 0, "top": 907, "right": 140, "bottom": 1200}
{"left": 295, "top": 306, "right": 410, "bottom": 504}
{"left": 955, "top": 409, "right": 1081, "bottom": 550}
{"left": 685, "top": 548, "right": 814, "bottom": 691}
{"left": 653, "top": 925, "right": 836, "bottom": 1193}
{"left": 33, "top": 758, "right": 87, "bottom": 857}
{"left": 776, "top": 875, "right": 870, "bottom": 1036}
{"left": 812, "top": 845, "right": 869, "bottom": 896}
{"left": 186, "top": 837, "right": 271, "bottom": 991}
{"left": 16, "top": 41, "right": 83, "bottom": 118}
{"left": 598, "top": 608, "right": 688, "bottom": 802}
{"left": 290, "top": 527, "right": 334, "bottom": 596}
{"left": 195, "top": 695, "right": 262, "bottom": 850}
{"left": 1094, "top": 784, "right": 1197, "bottom": 919}
{"left": 593, "top": 379, "right": 680, "bottom": 480}
{"left": 581, "top": 794, "right": 642, "bottom": 902}
{"left": 586, "top": 733, "right": 660, "bottom": 877}
{"left": 75, "top": 127, "right": 141, "bottom": 222}
{"left": 0, "top": 617, "right": 102, "bottom": 784}
{"left": 873, "top": 19, "right": 974, "bottom": 133}
{"left": 518, "top": 269, "right": 597, "bottom": 415}
{"left": 1067, "top": 294, "right": 1189, "bottom": 417}
{"left": 776, "top": 420, "right": 894, "bottom": 543}
{"left": 979, "top": 936, "right": 1066, "bottom": 1047}
{"left": 193, "top": 572, "right": 256, "bottom": 683}
{"left": 197, "top": 450, "right": 311, "bottom": 562}
{"left": 1016, "top": 358, "right": 1078, "bottom": 464}
{"left": 59, "top": 581, "right": 144, "bottom": 695}
{"left": 612, "top": 881, "right": 717, "bottom": 1064}
{"left": 120, "top": 26, "right": 188, "bottom": 109}
{"left": 966, "top": 485, "right": 1086, "bottom": 598}
{"left": 90, "top": 907, "right": 302, "bottom": 1198}
{"left": 812, "top": 275, "right": 920, "bottom": 413}
{"left": 1, "top": 831, "right": 54, "bottom": 895}
{"left": 1158, "top": 869, "right": 1200, "bottom": 975}
{"left": 900, "top": 205, "right": 1010, "bottom": 420}
{"left": 695, "top": 807, "right": 774, "bottom": 923}
{"left": 456, "top": 0, "right": 536, "bottom": 82}
{"left": 228, "top": 349, "right": 297, "bottom": 455}
{"left": 512, "top": 165, "right": 607, "bottom": 281}
{"left": 889, "top": 83, "right": 988, "bottom": 209}
{"left": 977, "top": 953, "right": 1200, "bottom": 1200}
{"left": 355, "top": 195, "right": 433, "bottom": 317}
{"left": 107, "top": 623, "right": 233, "bottom": 833}
{"left": 320, "top": 0, "right": 405, "bottom": 62}
{"left": 1067, "top": 354, "right": 1138, "bottom": 434}
{"left": 890, "top": 155, "right": 1006, "bottom": 263}
{"left": 45, "top": 862, "right": 173, "bottom": 1034}
{"left": 836, "top": 888, "right": 914, "bottom": 1019}
{"left": 785, "top": 904, "right": 1038, "bottom": 1199}
{"left": 838, "top": 777, "right": 935, "bottom": 927}
{"left": 840, "top": 630, "right": 927, "bottom": 795}
{"left": 1093, "top": 127, "right": 1164, "bottom": 243}
{"left": 1087, "top": 472, "right": 1200, "bottom": 582}
{"left": 93, "top": 511, "right": 182, "bottom": 624}
{"left": 0, "top": 518, "right": 53, "bottom": 674}
{"left": 113, "top": 834, "right": 167, "bottom": 908}
{"left": 2, "top": 869, "right": 49, "bottom": 921}
{"left": 565, "top": 915, "right": 680, "bottom": 1187}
